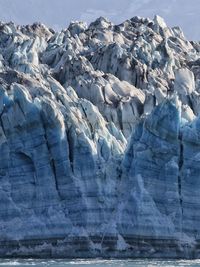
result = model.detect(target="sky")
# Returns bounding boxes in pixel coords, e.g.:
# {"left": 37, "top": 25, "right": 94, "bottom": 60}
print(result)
{"left": 0, "top": 0, "right": 199, "bottom": 40}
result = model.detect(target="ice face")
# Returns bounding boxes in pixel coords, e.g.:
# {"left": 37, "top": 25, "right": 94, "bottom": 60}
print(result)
{"left": 0, "top": 16, "right": 199, "bottom": 258}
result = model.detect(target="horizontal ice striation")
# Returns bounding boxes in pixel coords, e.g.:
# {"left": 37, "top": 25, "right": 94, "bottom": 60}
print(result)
{"left": 0, "top": 16, "right": 199, "bottom": 258}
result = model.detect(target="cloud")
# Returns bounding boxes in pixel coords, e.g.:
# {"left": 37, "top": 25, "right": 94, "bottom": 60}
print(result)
{"left": 80, "top": 9, "right": 118, "bottom": 24}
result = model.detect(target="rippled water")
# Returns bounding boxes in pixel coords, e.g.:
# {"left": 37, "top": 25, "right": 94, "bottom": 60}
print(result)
{"left": 0, "top": 259, "right": 200, "bottom": 267}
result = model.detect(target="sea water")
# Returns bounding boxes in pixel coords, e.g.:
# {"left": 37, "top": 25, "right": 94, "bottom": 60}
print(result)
{"left": 0, "top": 259, "right": 200, "bottom": 267}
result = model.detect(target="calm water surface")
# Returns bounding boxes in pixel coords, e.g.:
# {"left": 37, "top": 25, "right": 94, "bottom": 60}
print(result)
{"left": 1, "top": 259, "right": 200, "bottom": 267}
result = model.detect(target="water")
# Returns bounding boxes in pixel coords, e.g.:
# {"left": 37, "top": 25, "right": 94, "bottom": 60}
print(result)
{"left": 0, "top": 259, "right": 200, "bottom": 267}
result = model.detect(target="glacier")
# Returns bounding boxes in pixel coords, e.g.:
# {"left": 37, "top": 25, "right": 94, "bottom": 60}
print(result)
{"left": 0, "top": 15, "right": 200, "bottom": 258}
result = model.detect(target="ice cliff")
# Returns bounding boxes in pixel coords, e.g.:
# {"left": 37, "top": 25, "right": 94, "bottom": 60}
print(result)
{"left": 0, "top": 16, "right": 200, "bottom": 258}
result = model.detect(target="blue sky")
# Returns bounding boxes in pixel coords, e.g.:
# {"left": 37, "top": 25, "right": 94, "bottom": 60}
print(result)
{"left": 0, "top": 0, "right": 199, "bottom": 40}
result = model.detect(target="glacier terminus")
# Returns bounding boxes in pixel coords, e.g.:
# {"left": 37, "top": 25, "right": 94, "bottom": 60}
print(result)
{"left": 0, "top": 15, "right": 200, "bottom": 258}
